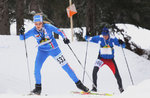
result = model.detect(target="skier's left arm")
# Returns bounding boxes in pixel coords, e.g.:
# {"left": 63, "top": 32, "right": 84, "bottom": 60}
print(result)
{"left": 113, "top": 37, "right": 126, "bottom": 48}
{"left": 49, "top": 25, "right": 66, "bottom": 38}
{"left": 49, "top": 25, "right": 70, "bottom": 44}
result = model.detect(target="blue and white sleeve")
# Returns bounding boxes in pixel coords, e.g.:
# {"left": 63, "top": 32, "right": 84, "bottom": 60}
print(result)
{"left": 49, "top": 25, "right": 67, "bottom": 39}
{"left": 85, "top": 35, "right": 101, "bottom": 44}
{"left": 113, "top": 37, "right": 126, "bottom": 48}
{"left": 19, "top": 29, "right": 33, "bottom": 40}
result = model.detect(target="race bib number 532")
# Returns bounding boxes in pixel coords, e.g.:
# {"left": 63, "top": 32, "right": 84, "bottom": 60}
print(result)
{"left": 55, "top": 53, "right": 67, "bottom": 66}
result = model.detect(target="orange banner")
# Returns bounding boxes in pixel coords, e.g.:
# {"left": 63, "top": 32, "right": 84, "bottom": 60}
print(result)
{"left": 66, "top": 4, "right": 77, "bottom": 18}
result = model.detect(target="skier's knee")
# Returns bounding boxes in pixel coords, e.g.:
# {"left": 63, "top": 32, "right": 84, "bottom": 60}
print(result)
{"left": 93, "top": 66, "right": 99, "bottom": 75}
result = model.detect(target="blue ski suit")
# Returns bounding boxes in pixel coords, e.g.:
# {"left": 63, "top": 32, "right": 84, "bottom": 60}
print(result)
{"left": 20, "top": 23, "right": 79, "bottom": 84}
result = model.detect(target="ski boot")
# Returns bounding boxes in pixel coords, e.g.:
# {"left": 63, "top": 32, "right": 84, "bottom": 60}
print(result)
{"left": 30, "top": 84, "right": 42, "bottom": 95}
{"left": 119, "top": 87, "right": 124, "bottom": 93}
{"left": 75, "top": 80, "right": 89, "bottom": 92}
{"left": 91, "top": 86, "right": 97, "bottom": 92}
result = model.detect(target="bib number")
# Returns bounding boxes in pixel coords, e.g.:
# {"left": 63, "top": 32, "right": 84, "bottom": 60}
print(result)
{"left": 95, "top": 59, "right": 104, "bottom": 67}
{"left": 101, "top": 48, "right": 112, "bottom": 55}
{"left": 55, "top": 54, "right": 67, "bottom": 66}
{"left": 57, "top": 55, "right": 66, "bottom": 64}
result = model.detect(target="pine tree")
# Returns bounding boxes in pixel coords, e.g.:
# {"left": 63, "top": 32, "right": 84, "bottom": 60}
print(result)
{"left": 16, "top": 0, "right": 24, "bottom": 35}
{"left": 0, "top": 0, "right": 10, "bottom": 35}
{"left": 85, "top": 0, "right": 96, "bottom": 35}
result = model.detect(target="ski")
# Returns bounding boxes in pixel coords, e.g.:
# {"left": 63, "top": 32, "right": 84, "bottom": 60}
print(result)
{"left": 23, "top": 92, "right": 48, "bottom": 96}
{"left": 23, "top": 94, "right": 48, "bottom": 96}
{"left": 71, "top": 91, "right": 113, "bottom": 96}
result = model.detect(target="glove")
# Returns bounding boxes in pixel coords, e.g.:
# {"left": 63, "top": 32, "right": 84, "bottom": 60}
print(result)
{"left": 63, "top": 38, "right": 70, "bottom": 44}
{"left": 19, "top": 26, "right": 25, "bottom": 35}
{"left": 118, "top": 39, "right": 124, "bottom": 45}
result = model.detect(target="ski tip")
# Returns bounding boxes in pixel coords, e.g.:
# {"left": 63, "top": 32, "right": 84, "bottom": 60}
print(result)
{"left": 104, "top": 93, "right": 113, "bottom": 96}
{"left": 71, "top": 91, "right": 114, "bottom": 96}
{"left": 81, "top": 91, "right": 90, "bottom": 95}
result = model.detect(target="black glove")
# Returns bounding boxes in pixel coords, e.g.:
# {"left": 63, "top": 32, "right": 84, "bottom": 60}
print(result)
{"left": 19, "top": 26, "right": 25, "bottom": 35}
{"left": 63, "top": 38, "right": 70, "bottom": 44}
{"left": 118, "top": 39, "right": 124, "bottom": 45}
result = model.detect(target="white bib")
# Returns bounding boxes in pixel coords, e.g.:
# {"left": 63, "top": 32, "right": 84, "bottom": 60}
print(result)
{"left": 100, "top": 47, "right": 112, "bottom": 55}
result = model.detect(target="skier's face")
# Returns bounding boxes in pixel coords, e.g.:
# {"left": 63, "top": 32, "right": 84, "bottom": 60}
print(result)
{"left": 103, "top": 35, "right": 109, "bottom": 40}
{"left": 34, "top": 22, "right": 43, "bottom": 31}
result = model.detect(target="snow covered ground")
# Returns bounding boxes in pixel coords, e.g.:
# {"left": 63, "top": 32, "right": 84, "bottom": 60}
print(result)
{"left": 116, "top": 24, "right": 150, "bottom": 50}
{"left": 0, "top": 20, "right": 149, "bottom": 98}
{"left": 0, "top": 35, "right": 150, "bottom": 98}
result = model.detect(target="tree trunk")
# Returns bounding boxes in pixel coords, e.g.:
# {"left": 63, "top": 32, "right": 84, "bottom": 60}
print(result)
{"left": 16, "top": 0, "right": 24, "bottom": 35}
{"left": 86, "top": 0, "right": 96, "bottom": 35}
{"left": 29, "top": 0, "right": 41, "bottom": 13}
{"left": 0, "top": 0, "right": 10, "bottom": 35}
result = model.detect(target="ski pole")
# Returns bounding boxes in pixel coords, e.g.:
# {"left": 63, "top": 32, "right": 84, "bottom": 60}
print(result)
{"left": 67, "top": 44, "right": 97, "bottom": 88}
{"left": 23, "top": 34, "right": 32, "bottom": 91}
{"left": 82, "top": 41, "right": 89, "bottom": 83}
{"left": 67, "top": 44, "right": 83, "bottom": 66}
{"left": 121, "top": 46, "right": 134, "bottom": 85}
{"left": 113, "top": 32, "right": 134, "bottom": 85}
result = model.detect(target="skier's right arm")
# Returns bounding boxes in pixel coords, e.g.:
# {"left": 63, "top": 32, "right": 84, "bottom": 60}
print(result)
{"left": 85, "top": 35, "right": 101, "bottom": 43}
{"left": 19, "top": 27, "right": 33, "bottom": 40}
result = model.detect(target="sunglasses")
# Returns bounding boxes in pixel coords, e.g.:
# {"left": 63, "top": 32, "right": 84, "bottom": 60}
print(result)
{"left": 35, "top": 22, "right": 42, "bottom": 26}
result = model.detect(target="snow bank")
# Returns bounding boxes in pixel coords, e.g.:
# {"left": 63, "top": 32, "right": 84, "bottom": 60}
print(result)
{"left": 121, "top": 79, "right": 150, "bottom": 98}
{"left": 116, "top": 24, "right": 150, "bottom": 50}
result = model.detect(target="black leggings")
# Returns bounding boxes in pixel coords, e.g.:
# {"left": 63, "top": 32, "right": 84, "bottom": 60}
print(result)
{"left": 92, "top": 56, "right": 123, "bottom": 89}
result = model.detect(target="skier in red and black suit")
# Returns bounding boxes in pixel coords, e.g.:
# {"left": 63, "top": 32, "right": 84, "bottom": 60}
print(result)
{"left": 85, "top": 27, "right": 125, "bottom": 93}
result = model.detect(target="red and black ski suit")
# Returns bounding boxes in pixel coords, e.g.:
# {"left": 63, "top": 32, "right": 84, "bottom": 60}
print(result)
{"left": 93, "top": 55, "right": 123, "bottom": 90}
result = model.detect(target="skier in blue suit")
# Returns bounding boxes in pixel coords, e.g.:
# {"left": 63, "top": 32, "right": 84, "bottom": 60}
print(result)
{"left": 85, "top": 27, "right": 125, "bottom": 93}
{"left": 19, "top": 13, "right": 89, "bottom": 95}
